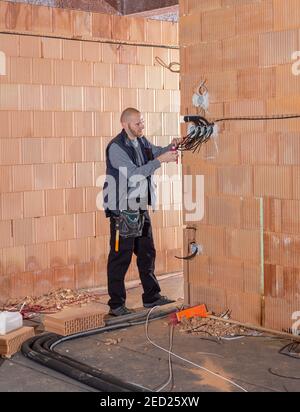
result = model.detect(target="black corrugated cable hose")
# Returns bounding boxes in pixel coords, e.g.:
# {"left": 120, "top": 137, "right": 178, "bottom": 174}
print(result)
{"left": 21, "top": 306, "right": 178, "bottom": 392}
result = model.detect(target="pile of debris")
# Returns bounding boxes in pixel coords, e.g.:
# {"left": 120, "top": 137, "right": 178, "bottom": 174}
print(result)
{"left": 1, "top": 289, "right": 103, "bottom": 319}
{"left": 178, "top": 317, "right": 257, "bottom": 339}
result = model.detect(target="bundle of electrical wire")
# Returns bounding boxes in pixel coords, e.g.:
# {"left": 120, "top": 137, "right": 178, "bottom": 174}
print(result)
{"left": 180, "top": 114, "right": 300, "bottom": 153}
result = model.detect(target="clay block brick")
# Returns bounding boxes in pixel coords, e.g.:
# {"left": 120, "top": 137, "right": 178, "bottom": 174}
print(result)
{"left": 208, "top": 196, "right": 240, "bottom": 227}
{"left": 26, "top": 243, "right": 49, "bottom": 277}
{"left": 273, "top": 0, "right": 300, "bottom": 31}
{"left": 244, "top": 262, "right": 261, "bottom": 294}
{"left": 111, "top": 15, "right": 130, "bottom": 41}
{"left": 264, "top": 264, "right": 284, "bottom": 298}
{"left": 238, "top": 67, "right": 275, "bottom": 99}
{"left": 223, "top": 35, "right": 259, "bottom": 70}
{"left": 10, "top": 271, "right": 34, "bottom": 299}
{"left": 43, "top": 138, "right": 64, "bottom": 163}
{"left": 75, "top": 261, "right": 95, "bottom": 290}
{"left": 138, "top": 89, "right": 155, "bottom": 113}
{"left": 11, "top": 111, "right": 33, "bottom": 138}
{"left": 120, "top": 44, "right": 137, "bottom": 65}
{"left": 96, "top": 211, "right": 110, "bottom": 236}
{"left": 76, "top": 212, "right": 95, "bottom": 238}
{"left": 56, "top": 214, "right": 76, "bottom": 241}
{"left": 85, "top": 87, "right": 102, "bottom": 111}
{"left": 236, "top": 0, "right": 273, "bottom": 35}
{"left": 95, "top": 112, "right": 112, "bottom": 137}
{"left": 113, "top": 64, "right": 129, "bottom": 88}
{"left": 54, "top": 60, "right": 73, "bottom": 85}
{"left": 218, "top": 166, "right": 253, "bottom": 196}
{"left": 64, "top": 86, "right": 84, "bottom": 111}
{"left": 146, "top": 66, "right": 163, "bottom": 89}
{"left": 102, "top": 88, "right": 121, "bottom": 112}
{"left": 293, "top": 168, "right": 300, "bottom": 200}
{"left": 8, "top": 2, "right": 32, "bottom": 31}
{"left": 74, "top": 61, "right": 93, "bottom": 86}
{"left": 102, "top": 43, "right": 119, "bottom": 64}
{"left": 65, "top": 138, "right": 84, "bottom": 162}
{"left": 32, "top": 268, "right": 54, "bottom": 296}
{"left": 74, "top": 112, "right": 94, "bottom": 137}
{"left": 94, "top": 62, "right": 112, "bottom": 87}
{"left": 19, "top": 36, "right": 41, "bottom": 58}
{"left": 73, "top": 10, "right": 91, "bottom": 38}
{"left": 43, "top": 303, "right": 105, "bottom": 336}
{"left": 190, "top": 285, "right": 226, "bottom": 314}
{"left": 32, "top": 5, "right": 52, "bottom": 33}
{"left": 0, "top": 84, "right": 19, "bottom": 110}
{"left": 179, "top": 13, "right": 202, "bottom": 46}
{"left": 3, "top": 245, "right": 25, "bottom": 275}
{"left": 35, "top": 216, "right": 56, "bottom": 243}
{"left": 210, "top": 256, "right": 244, "bottom": 292}
{"left": 41, "top": 38, "right": 62, "bottom": 60}
{"left": 241, "top": 198, "right": 261, "bottom": 230}
{"left": 226, "top": 291, "right": 261, "bottom": 325}
{"left": 195, "top": 224, "right": 226, "bottom": 257}
{"left": 224, "top": 99, "right": 266, "bottom": 133}
{"left": 259, "top": 30, "right": 298, "bottom": 67}
{"left": 136, "top": 46, "right": 152, "bottom": 66}
{"left": 241, "top": 132, "right": 278, "bottom": 164}
{"left": 34, "top": 164, "right": 55, "bottom": 190}
{"left": 122, "top": 89, "right": 138, "bottom": 110}
{"left": 13, "top": 218, "right": 34, "bottom": 246}
{"left": 20, "top": 84, "right": 41, "bottom": 111}
{"left": 48, "top": 240, "right": 67, "bottom": 268}
{"left": 276, "top": 64, "right": 300, "bottom": 98}
{"left": 163, "top": 113, "right": 179, "bottom": 136}
{"left": 202, "top": 7, "right": 235, "bottom": 42}
{"left": 129, "top": 18, "right": 146, "bottom": 43}
{"left": 0, "top": 220, "right": 12, "bottom": 248}
{"left": 43, "top": 85, "right": 63, "bottom": 111}
{"left": 226, "top": 228, "right": 261, "bottom": 262}
{"left": 22, "top": 138, "right": 42, "bottom": 164}
{"left": 32, "top": 58, "right": 53, "bottom": 84}
{"left": 10, "top": 56, "right": 31, "bottom": 83}
{"left": 85, "top": 187, "right": 99, "bottom": 212}
{"left": 279, "top": 133, "right": 300, "bottom": 165}
{"left": 56, "top": 163, "right": 75, "bottom": 189}
{"left": 0, "top": 166, "right": 12, "bottom": 193}
{"left": 12, "top": 164, "right": 33, "bottom": 192}
{"left": 82, "top": 41, "right": 101, "bottom": 62}
{"left": 23, "top": 191, "right": 44, "bottom": 218}
{"left": 92, "top": 13, "right": 112, "bottom": 39}
{"left": 85, "top": 138, "right": 102, "bottom": 162}
{"left": 53, "top": 265, "right": 75, "bottom": 290}
{"left": 267, "top": 97, "right": 300, "bottom": 116}
{"left": 185, "top": 42, "right": 222, "bottom": 73}
{"left": 254, "top": 166, "right": 292, "bottom": 199}
{"left": 45, "top": 189, "right": 65, "bottom": 216}
{"left": 1, "top": 192, "right": 23, "bottom": 220}
{"left": 68, "top": 238, "right": 89, "bottom": 264}
{"left": 281, "top": 200, "right": 300, "bottom": 234}
{"left": 0, "top": 34, "right": 19, "bottom": 57}
{"left": 0, "top": 112, "right": 11, "bottom": 138}
{"left": 66, "top": 188, "right": 85, "bottom": 214}
{"left": 52, "top": 8, "right": 72, "bottom": 37}
{"left": 264, "top": 297, "right": 296, "bottom": 332}
{"left": 54, "top": 112, "right": 73, "bottom": 137}
{"left": 146, "top": 19, "right": 162, "bottom": 44}
{"left": 0, "top": 327, "right": 34, "bottom": 358}
{"left": 76, "top": 162, "right": 94, "bottom": 187}
{"left": 33, "top": 112, "right": 53, "bottom": 138}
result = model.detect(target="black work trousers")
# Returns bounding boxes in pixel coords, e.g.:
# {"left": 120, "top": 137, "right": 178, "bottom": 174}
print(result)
{"left": 107, "top": 211, "right": 161, "bottom": 309}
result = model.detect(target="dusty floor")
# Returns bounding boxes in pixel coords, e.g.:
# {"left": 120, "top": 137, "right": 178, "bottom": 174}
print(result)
{"left": 0, "top": 273, "right": 300, "bottom": 392}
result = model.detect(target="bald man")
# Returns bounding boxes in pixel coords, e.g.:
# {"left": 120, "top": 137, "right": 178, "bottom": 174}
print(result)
{"left": 104, "top": 108, "right": 182, "bottom": 316}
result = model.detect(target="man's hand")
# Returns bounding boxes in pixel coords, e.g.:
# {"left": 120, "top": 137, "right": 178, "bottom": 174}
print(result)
{"left": 157, "top": 151, "right": 179, "bottom": 164}
{"left": 171, "top": 137, "right": 184, "bottom": 148}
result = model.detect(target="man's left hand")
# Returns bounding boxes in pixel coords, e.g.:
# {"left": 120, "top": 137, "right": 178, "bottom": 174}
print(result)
{"left": 171, "top": 137, "right": 184, "bottom": 148}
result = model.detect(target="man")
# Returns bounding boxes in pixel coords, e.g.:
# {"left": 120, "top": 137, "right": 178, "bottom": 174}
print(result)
{"left": 104, "top": 107, "right": 182, "bottom": 316}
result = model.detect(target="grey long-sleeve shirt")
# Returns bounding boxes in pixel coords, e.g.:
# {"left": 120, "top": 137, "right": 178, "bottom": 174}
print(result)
{"left": 107, "top": 139, "right": 172, "bottom": 211}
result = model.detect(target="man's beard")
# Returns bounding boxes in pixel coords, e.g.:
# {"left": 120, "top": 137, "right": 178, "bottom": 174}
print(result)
{"left": 128, "top": 124, "right": 143, "bottom": 138}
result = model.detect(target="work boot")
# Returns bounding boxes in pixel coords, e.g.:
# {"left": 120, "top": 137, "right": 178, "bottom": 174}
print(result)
{"left": 143, "top": 296, "right": 175, "bottom": 308}
{"left": 108, "top": 305, "right": 133, "bottom": 317}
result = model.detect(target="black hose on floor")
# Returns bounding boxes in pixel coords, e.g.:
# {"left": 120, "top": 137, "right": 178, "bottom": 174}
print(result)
{"left": 21, "top": 306, "right": 178, "bottom": 392}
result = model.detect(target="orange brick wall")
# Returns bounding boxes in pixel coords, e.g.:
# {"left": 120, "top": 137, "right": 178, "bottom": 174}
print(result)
{"left": 0, "top": 1, "right": 182, "bottom": 301}
{"left": 180, "top": 0, "right": 300, "bottom": 332}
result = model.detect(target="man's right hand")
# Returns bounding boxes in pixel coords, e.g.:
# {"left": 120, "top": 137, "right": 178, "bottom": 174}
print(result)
{"left": 157, "top": 150, "right": 179, "bottom": 164}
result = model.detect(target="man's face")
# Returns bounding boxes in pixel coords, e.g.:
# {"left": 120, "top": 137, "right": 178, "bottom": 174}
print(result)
{"left": 127, "top": 113, "right": 145, "bottom": 138}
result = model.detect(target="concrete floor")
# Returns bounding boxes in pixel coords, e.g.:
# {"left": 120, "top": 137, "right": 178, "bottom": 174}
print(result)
{"left": 1, "top": 273, "right": 300, "bottom": 392}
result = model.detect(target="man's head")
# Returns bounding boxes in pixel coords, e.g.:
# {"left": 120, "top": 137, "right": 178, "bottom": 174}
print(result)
{"left": 121, "top": 108, "right": 145, "bottom": 140}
